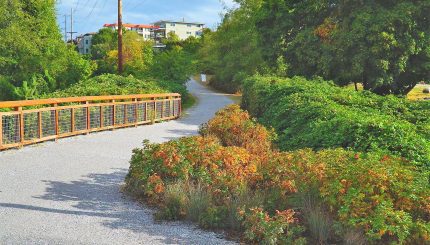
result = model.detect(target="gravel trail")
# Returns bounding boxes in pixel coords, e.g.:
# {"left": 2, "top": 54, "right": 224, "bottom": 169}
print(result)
{"left": 0, "top": 79, "right": 236, "bottom": 245}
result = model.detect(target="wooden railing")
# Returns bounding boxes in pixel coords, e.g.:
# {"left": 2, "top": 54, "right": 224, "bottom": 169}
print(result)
{"left": 0, "top": 93, "right": 181, "bottom": 150}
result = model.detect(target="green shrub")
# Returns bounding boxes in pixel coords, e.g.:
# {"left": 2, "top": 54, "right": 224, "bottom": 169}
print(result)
{"left": 45, "top": 74, "right": 188, "bottom": 101}
{"left": 126, "top": 106, "right": 430, "bottom": 243}
{"left": 242, "top": 75, "right": 430, "bottom": 168}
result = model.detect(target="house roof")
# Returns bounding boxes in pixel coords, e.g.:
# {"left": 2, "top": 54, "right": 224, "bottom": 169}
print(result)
{"left": 153, "top": 20, "right": 205, "bottom": 25}
{"left": 103, "top": 23, "right": 158, "bottom": 29}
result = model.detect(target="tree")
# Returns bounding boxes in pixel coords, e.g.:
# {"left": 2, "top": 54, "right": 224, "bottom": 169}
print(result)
{"left": 0, "top": 0, "right": 94, "bottom": 100}
{"left": 198, "top": 0, "right": 266, "bottom": 93}
{"left": 151, "top": 46, "right": 195, "bottom": 85}
{"left": 91, "top": 29, "right": 153, "bottom": 76}
{"left": 256, "top": 0, "right": 430, "bottom": 95}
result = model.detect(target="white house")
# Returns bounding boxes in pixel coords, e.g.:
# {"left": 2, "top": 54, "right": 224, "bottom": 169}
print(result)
{"left": 76, "top": 33, "right": 96, "bottom": 55}
{"left": 152, "top": 20, "right": 205, "bottom": 41}
{"left": 103, "top": 23, "right": 157, "bottom": 40}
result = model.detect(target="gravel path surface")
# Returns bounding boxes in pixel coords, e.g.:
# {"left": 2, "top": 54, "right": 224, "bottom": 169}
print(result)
{"left": 0, "top": 79, "right": 236, "bottom": 245}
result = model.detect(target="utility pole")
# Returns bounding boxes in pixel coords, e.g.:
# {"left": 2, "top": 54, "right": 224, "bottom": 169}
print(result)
{"left": 64, "top": 15, "right": 68, "bottom": 42}
{"left": 69, "top": 8, "right": 77, "bottom": 43}
{"left": 118, "top": 0, "right": 124, "bottom": 74}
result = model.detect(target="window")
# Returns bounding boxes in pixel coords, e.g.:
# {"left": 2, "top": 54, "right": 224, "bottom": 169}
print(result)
{"left": 187, "top": 24, "right": 192, "bottom": 27}
{"left": 86, "top": 48, "right": 89, "bottom": 53}
{"left": 85, "top": 40, "right": 89, "bottom": 45}
{"left": 170, "top": 23, "right": 175, "bottom": 26}
{"left": 186, "top": 31, "right": 192, "bottom": 35}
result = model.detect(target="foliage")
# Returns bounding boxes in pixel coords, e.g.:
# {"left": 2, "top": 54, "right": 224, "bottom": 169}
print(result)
{"left": 198, "top": 0, "right": 267, "bottom": 93}
{"left": 256, "top": 0, "right": 430, "bottom": 95}
{"left": 150, "top": 47, "right": 196, "bottom": 85}
{"left": 125, "top": 105, "right": 430, "bottom": 243}
{"left": 239, "top": 208, "right": 306, "bottom": 244}
{"left": 242, "top": 75, "right": 430, "bottom": 168}
{"left": 46, "top": 74, "right": 184, "bottom": 98}
{"left": 200, "top": 104, "right": 275, "bottom": 156}
{"left": 89, "top": 28, "right": 196, "bottom": 88}
{"left": 91, "top": 29, "right": 154, "bottom": 76}
{"left": 0, "top": 0, "right": 94, "bottom": 100}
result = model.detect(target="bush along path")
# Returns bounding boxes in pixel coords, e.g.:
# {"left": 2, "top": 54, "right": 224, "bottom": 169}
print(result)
{"left": 126, "top": 105, "right": 430, "bottom": 244}
{"left": 0, "top": 79, "right": 236, "bottom": 245}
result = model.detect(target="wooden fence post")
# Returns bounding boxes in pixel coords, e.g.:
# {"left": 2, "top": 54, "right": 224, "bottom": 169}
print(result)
{"left": 17, "top": 107, "right": 24, "bottom": 147}
{"left": 153, "top": 98, "right": 157, "bottom": 122}
{"left": 100, "top": 105, "right": 103, "bottom": 128}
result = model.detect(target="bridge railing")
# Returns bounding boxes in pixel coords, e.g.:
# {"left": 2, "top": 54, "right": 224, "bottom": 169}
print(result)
{"left": 0, "top": 93, "right": 181, "bottom": 150}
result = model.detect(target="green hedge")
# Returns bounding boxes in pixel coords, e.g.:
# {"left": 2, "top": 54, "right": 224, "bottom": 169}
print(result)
{"left": 242, "top": 76, "right": 430, "bottom": 168}
{"left": 46, "top": 74, "right": 188, "bottom": 99}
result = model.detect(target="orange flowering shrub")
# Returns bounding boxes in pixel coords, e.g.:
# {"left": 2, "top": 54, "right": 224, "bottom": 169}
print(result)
{"left": 126, "top": 106, "right": 430, "bottom": 244}
{"left": 200, "top": 104, "right": 275, "bottom": 156}
{"left": 239, "top": 207, "right": 306, "bottom": 244}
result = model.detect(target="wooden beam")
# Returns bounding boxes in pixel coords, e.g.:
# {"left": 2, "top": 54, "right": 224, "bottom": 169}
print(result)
{"left": 0, "top": 93, "right": 181, "bottom": 109}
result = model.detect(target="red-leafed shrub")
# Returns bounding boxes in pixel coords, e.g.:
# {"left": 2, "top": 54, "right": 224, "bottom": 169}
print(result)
{"left": 125, "top": 106, "right": 430, "bottom": 244}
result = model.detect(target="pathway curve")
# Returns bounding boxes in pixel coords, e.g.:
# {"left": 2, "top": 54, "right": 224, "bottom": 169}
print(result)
{"left": 0, "top": 79, "right": 236, "bottom": 245}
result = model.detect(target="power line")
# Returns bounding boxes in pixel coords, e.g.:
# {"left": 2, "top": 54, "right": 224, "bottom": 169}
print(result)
{"left": 73, "top": 0, "right": 81, "bottom": 12}
{"left": 126, "top": 0, "right": 149, "bottom": 12}
{"left": 85, "top": 0, "right": 100, "bottom": 19}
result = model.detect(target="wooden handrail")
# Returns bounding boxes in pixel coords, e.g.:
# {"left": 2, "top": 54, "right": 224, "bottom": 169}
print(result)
{"left": 0, "top": 93, "right": 181, "bottom": 109}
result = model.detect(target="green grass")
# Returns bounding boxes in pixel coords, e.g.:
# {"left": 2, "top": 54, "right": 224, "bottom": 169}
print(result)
{"left": 182, "top": 93, "right": 197, "bottom": 110}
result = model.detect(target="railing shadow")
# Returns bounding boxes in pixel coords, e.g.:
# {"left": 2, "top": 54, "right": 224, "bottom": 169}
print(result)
{"left": 0, "top": 169, "right": 223, "bottom": 244}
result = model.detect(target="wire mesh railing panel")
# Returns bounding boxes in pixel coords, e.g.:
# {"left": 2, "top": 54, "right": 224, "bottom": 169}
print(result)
{"left": 23, "top": 112, "right": 39, "bottom": 141}
{"left": 163, "top": 101, "right": 171, "bottom": 118}
{"left": 147, "top": 102, "right": 155, "bottom": 121}
{"left": 41, "top": 110, "right": 56, "bottom": 137}
{"left": 58, "top": 109, "right": 72, "bottom": 134}
{"left": 137, "top": 103, "right": 146, "bottom": 122}
{"left": 126, "top": 104, "right": 136, "bottom": 124}
{"left": 2, "top": 114, "right": 20, "bottom": 145}
{"left": 174, "top": 100, "right": 180, "bottom": 117}
{"left": 74, "top": 107, "right": 87, "bottom": 132}
{"left": 170, "top": 101, "right": 174, "bottom": 117}
{"left": 102, "top": 105, "right": 114, "bottom": 127}
{"left": 90, "top": 106, "right": 101, "bottom": 129}
{"left": 115, "top": 105, "right": 125, "bottom": 125}
{"left": 156, "top": 102, "right": 163, "bottom": 119}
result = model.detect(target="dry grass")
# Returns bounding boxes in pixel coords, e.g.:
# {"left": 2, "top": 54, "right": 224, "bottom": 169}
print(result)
{"left": 346, "top": 83, "right": 430, "bottom": 101}
{"left": 407, "top": 84, "right": 430, "bottom": 100}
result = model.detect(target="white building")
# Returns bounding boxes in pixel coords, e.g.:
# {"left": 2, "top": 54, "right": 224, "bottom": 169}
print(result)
{"left": 152, "top": 20, "right": 205, "bottom": 41}
{"left": 76, "top": 33, "right": 95, "bottom": 55}
{"left": 103, "top": 23, "right": 157, "bottom": 40}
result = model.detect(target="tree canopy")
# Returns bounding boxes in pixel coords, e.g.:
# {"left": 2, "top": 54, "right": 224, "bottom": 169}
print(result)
{"left": 198, "top": 0, "right": 267, "bottom": 92}
{"left": 0, "top": 0, "right": 93, "bottom": 100}
{"left": 256, "top": 0, "right": 430, "bottom": 95}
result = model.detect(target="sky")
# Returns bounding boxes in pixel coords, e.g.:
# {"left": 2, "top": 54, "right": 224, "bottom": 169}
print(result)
{"left": 56, "top": 0, "right": 237, "bottom": 39}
